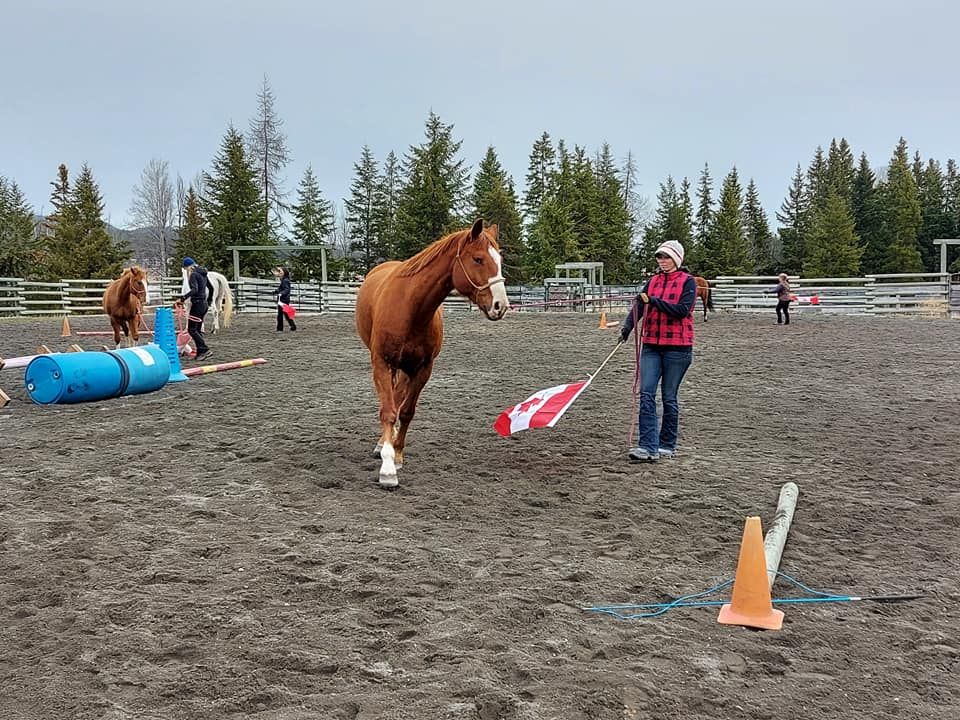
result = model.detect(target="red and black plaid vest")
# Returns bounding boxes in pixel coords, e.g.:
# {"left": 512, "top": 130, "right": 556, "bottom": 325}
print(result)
{"left": 641, "top": 270, "right": 695, "bottom": 346}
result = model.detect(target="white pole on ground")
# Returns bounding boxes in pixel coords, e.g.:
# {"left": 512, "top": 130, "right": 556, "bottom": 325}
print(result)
{"left": 763, "top": 482, "right": 799, "bottom": 589}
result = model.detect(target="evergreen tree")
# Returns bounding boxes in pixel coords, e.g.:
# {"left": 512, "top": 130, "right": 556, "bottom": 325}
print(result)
{"left": 290, "top": 165, "right": 334, "bottom": 278}
{"left": 704, "top": 167, "right": 750, "bottom": 276}
{"left": 691, "top": 163, "right": 714, "bottom": 270}
{"left": 345, "top": 145, "right": 384, "bottom": 273}
{"left": 522, "top": 132, "right": 556, "bottom": 223}
{"left": 45, "top": 164, "right": 75, "bottom": 239}
{"left": 394, "top": 112, "right": 469, "bottom": 258}
{"left": 41, "top": 164, "right": 130, "bottom": 279}
{"left": 568, "top": 146, "right": 600, "bottom": 258}
{"left": 743, "top": 178, "right": 776, "bottom": 274}
{"left": 526, "top": 196, "right": 576, "bottom": 281}
{"left": 246, "top": 75, "right": 291, "bottom": 239}
{"left": 171, "top": 186, "right": 206, "bottom": 275}
{"left": 804, "top": 146, "right": 830, "bottom": 216}
{"left": 203, "top": 124, "right": 271, "bottom": 274}
{"left": 851, "top": 153, "right": 887, "bottom": 275}
{"left": 945, "top": 159, "right": 960, "bottom": 270}
{"left": 0, "top": 177, "right": 38, "bottom": 277}
{"left": 591, "top": 142, "right": 634, "bottom": 283}
{"left": 804, "top": 189, "right": 862, "bottom": 277}
{"left": 911, "top": 151, "right": 925, "bottom": 189}
{"left": 916, "top": 159, "right": 952, "bottom": 271}
{"left": 826, "top": 138, "right": 855, "bottom": 201}
{"left": 882, "top": 138, "right": 923, "bottom": 272}
{"left": 375, "top": 151, "right": 402, "bottom": 259}
{"left": 471, "top": 146, "right": 523, "bottom": 282}
{"left": 470, "top": 146, "right": 504, "bottom": 211}
{"left": 776, "top": 164, "right": 807, "bottom": 274}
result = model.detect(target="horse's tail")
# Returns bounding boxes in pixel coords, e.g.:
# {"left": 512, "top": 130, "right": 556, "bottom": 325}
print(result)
{"left": 706, "top": 284, "right": 714, "bottom": 311}
{"left": 220, "top": 275, "right": 234, "bottom": 328}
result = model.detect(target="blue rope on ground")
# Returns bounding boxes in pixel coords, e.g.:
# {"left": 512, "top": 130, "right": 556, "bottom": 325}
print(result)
{"left": 585, "top": 571, "right": 921, "bottom": 620}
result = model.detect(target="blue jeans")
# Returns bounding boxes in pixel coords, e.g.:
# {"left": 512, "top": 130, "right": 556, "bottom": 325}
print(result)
{"left": 637, "top": 345, "right": 693, "bottom": 453}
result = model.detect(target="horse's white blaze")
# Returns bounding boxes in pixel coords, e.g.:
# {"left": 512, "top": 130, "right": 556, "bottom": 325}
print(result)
{"left": 379, "top": 442, "right": 399, "bottom": 487}
{"left": 487, "top": 247, "right": 509, "bottom": 311}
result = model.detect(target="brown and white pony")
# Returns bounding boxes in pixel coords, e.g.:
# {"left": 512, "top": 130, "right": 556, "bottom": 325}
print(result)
{"left": 355, "top": 219, "right": 509, "bottom": 488}
{"left": 102, "top": 266, "right": 149, "bottom": 347}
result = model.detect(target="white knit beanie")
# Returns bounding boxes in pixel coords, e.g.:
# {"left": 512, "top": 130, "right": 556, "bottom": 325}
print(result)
{"left": 656, "top": 240, "right": 685, "bottom": 268}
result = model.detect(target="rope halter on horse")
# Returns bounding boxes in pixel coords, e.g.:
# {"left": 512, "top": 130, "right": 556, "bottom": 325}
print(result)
{"left": 454, "top": 239, "right": 506, "bottom": 293}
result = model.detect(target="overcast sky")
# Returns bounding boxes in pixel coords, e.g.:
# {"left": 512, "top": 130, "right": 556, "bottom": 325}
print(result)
{"left": 2, "top": 0, "right": 957, "bottom": 229}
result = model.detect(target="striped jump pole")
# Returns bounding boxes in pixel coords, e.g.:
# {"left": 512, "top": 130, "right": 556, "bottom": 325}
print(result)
{"left": 183, "top": 358, "right": 267, "bottom": 378}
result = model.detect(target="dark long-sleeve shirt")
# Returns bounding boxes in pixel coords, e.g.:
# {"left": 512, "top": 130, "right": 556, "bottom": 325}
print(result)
{"left": 277, "top": 277, "right": 291, "bottom": 304}
{"left": 180, "top": 267, "right": 212, "bottom": 309}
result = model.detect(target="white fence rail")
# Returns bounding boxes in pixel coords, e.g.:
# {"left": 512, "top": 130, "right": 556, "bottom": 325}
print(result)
{"left": 710, "top": 273, "right": 953, "bottom": 316}
{"left": 0, "top": 274, "right": 956, "bottom": 318}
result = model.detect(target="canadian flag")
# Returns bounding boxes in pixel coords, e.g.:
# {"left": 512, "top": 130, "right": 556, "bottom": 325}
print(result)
{"left": 493, "top": 380, "right": 592, "bottom": 436}
{"left": 790, "top": 294, "right": 820, "bottom": 305}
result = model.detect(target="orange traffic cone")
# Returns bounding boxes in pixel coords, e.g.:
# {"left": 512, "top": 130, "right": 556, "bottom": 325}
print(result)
{"left": 61, "top": 316, "right": 72, "bottom": 337}
{"left": 598, "top": 311, "right": 607, "bottom": 329}
{"left": 717, "top": 516, "right": 784, "bottom": 630}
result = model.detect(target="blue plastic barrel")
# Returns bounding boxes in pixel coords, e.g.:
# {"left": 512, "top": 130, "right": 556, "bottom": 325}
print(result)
{"left": 24, "top": 344, "right": 171, "bottom": 405}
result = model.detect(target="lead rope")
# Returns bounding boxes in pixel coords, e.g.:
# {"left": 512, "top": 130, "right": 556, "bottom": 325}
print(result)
{"left": 627, "top": 300, "right": 644, "bottom": 447}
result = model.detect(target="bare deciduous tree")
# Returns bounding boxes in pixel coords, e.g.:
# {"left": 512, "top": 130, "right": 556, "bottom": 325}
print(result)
{"left": 247, "top": 75, "right": 291, "bottom": 240}
{"left": 175, "top": 174, "right": 187, "bottom": 230}
{"left": 129, "top": 158, "right": 174, "bottom": 272}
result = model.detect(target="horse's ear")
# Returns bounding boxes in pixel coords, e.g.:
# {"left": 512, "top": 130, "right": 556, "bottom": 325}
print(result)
{"left": 488, "top": 223, "right": 499, "bottom": 239}
{"left": 470, "top": 218, "right": 484, "bottom": 240}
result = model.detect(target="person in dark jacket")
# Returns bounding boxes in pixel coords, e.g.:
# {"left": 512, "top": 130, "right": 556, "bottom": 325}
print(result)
{"left": 619, "top": 240, "right": 697, "bottom": 463}
{"left": 273, "top": 266, "right": 297, "bottom": 331}
{"left": 176, "top": 257, "right": 212, "bottom": 360}
{"left": 765, "top": 273, "right": 792, "bottom": 325}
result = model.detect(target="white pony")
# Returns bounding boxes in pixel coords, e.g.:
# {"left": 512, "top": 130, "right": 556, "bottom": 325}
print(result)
{"left": 180, "top": 267, "right": 234, "bottom": 333}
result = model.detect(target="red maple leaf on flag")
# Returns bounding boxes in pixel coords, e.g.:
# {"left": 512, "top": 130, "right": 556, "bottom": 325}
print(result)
{"left": 493, "top": 380, "right": 591, "bottom": 436}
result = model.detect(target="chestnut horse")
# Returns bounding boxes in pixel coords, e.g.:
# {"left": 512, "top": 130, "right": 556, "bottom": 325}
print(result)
{"left": 102, "top": 266, "right": 149, "bottom": 347}
{"left": 355, "top": 219, "right": 509, "bottom": 488}
{"left": 693, "top": 275, "right": 714, "bottom": 321}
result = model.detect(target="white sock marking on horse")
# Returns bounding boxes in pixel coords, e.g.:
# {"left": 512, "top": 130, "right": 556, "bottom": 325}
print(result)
{"left": 379, "top": 442, "right": 399, "bottom": 487}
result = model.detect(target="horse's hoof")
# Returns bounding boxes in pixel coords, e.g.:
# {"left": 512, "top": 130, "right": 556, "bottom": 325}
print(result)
{"left": 378, "top": 472, "right": 399, "bottom": 488}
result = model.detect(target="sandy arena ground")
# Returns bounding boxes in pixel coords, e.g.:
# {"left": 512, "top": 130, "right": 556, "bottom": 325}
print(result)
{"left": 1, "top": 309, "right": 958, "bottom": 719}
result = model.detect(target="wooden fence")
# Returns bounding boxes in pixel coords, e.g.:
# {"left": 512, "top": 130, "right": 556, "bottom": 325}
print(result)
{"left": 1, "top": 274, "right": 956, "bottom": 319}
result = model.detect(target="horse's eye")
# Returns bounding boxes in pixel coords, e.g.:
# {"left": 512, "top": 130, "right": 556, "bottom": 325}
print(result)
{"left": 473, "top": 257, "right": 484, "bottom": 266}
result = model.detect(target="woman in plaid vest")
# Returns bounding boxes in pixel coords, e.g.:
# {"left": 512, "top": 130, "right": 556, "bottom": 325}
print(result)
{"left": 619, "top": 240, "right": 697, "bottom": 462}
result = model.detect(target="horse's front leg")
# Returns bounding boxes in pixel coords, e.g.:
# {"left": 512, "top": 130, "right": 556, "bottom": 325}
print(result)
{"left": 392, "top": 361, "right": 434, "bottom": 471}
{"left": 129, "top": 315, "right": 141, "bottom": 346}
{"left": 110, "top": 319, "right": 123, "bottom": 348}
{"left": 371, "top": 359, "right": 401, "bottom": 488}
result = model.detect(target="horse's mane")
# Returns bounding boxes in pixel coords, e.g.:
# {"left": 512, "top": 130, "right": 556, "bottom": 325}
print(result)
{"left": 395, "top": 229, "right": 470, "bottom": 278}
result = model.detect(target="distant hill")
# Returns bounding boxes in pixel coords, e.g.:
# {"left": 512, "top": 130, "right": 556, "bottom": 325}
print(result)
{"left": 34, "top": 214, "right": 174, "bottom": 268}
{"left": 106, "top": 224, "right": 174, "bottom": 265}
